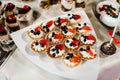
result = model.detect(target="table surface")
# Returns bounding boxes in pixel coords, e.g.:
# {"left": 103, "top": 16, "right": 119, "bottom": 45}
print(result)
{"left": 1, "top": 0, "right": 120, "bottom": 80}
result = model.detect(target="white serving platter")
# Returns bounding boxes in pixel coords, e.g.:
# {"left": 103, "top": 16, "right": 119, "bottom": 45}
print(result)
{"left": 11, "top": 8, "right": 99, "bottom": 80}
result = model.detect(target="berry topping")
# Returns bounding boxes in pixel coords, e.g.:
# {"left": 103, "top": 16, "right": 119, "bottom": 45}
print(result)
{"left": 39, "top": 39, "right": 49, "bottom": 45}
{"left": 23, "top": 5, "right": 30, "bottom": 11}
{"left": 82, "top": 25, "right": 91, "bottom": 30}
{"left": 0, "top": 25, "right": 5, "bottom": 33}
{"left": 56, "top": 44, "right": 64, "bottom": 50}
{"left": 7, "top": 2, "right": 14, "bottom": 8}
{"left": 54, "top": 34, "right": 63, "bottom": 39}
{"left": 70, "top": 56, "right": 80, "bottom": 63}
{"left": 60, "top": 18, "right": 68, "bottom": 23}
{"left": 46, "top": 20, "right": 53, "bottom": 27}
{"left": 73, "top": 14, "right": 81, "bottom": 20}
{"left": 87, "top": 49, "right": 94, "bottom": 56}
{"left": 68, "top": 28, "right": 76, "bottom": 33}
{"left": 87, "top": 35, "right": 96, "bottom": 41}
{"left": 6, "top": 15, "right": 16, "bottom": 23}
{"left": 35, "top": 26, "right": 41, "bottom": 32}
{"left": 71, "top": 40, "right": 79, "bottom": 47}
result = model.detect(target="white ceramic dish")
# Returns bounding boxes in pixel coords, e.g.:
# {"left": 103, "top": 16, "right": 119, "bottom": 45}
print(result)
{"left": 11, "top": 9, "right": 99, "bottom": 80}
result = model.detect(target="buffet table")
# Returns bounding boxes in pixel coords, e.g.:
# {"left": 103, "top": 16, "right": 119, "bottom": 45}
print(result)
{"left": 1, "top": 0, "right": 120, "bottom": 80}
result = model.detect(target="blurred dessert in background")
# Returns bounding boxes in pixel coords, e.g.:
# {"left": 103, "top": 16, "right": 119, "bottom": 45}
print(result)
{"left": 49, "top": 0, "right": 60, "bottom": 5}
{"left": 6, "top": 15, "right": 20, "bottom": 32}
{"left": 5, "top": 2, "right": 16, "bottom": 17}
{"left": 39, "top": 0, "right": 50, "bottom": 9}
{"left": 75, "top": 0, "right": 86, "bottom": 8}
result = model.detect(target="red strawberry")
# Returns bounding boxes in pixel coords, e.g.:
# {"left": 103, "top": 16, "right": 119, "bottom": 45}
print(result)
{"left": 46, "top": 20, "right": 53, "bottom": 27}
{"left": 71, "top": 40, "right": 79, "bottom": 47}
{"left": 35, "top": 26, "right": 41, "bottom": 32}
{"left": 87, "top": 35, "right": 96, "bottom": 41}
{"left": 68, "top": 28, "right": 76, "bottom": 33}
{"left": 70, "top": 56, "right": 80, "bottom": 63}
{"left": 8, "top": 15, "right": 16, "bottom": 21}
{"left": 60, "top": 18, "right": 68, "bottom": 23}
{"left": 7, "top": 2, "right": 14, "bottom": 7}
{"left": 87, "top": 50, "right": 94, "bottom": 56}
{"left": 24, "top": 5, "right": 30, "bottom": 11}
{"left": 73, "top": 14, "right": 81, "bottom": 20}
{"left": 39, "top": 39, "right": 49, "bottom": 45}
{"left": 54, "top": 34, "right": 63, "bottom": 39}
{"left": 82, "top": 26, "right": 91, "bottom": 30}
{"left": 56, "top": 44, "right": 64, "bottom": 50}
{"left": 0, "top": 25, "right": 5, "bottom": 33}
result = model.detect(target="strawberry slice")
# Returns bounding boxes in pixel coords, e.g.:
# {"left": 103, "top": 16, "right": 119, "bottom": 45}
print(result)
{"left": 70, "top": 56, "right": 80, "bottom": 63}
{"left": 60, "top": 18, "right": 68, "bottom": 23}
{"left": 54, "top": 34, "right": 63, "bottom": 39}
{"left": 82, "top": 26, "right": 91, "bottom": 30}
{"left": 46, "top": 20, "right": 53, "bottom": 27}
{"left": 35, "top": 26, "right": 41, "bottom": 32}
{"left": 87, "top": 50, "right": 94, "bottom": 56}
{"left": 68, "top": 28, "right": 76, "bottom": 33}
{"left": 71, "top": 40, "right": 79, "bottom": 47}
{"left": 39, "top": 39, "right": 49, "bottom": 45}
{"left": 73, "top": 14, "right": 81, "bottom": 20}
{"left": 87, "top": 35, "right": 96, "bottom": 41}
{"left": 56, "top": 44, "right": 64, "bottom": 50}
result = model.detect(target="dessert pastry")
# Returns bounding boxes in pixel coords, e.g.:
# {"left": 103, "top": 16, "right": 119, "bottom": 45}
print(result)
{"left": 31, "top": 39, "right": 49, "bottom": 53}
{"left": 39, "top": 0, "right": 50, "bottom": 9}
{"left": 61, "top": 0, "right": 74, "bottom": 12}
{"left": 47, "top": 44, "right": 65, "bottom": 58}
{"left": 74, "top": 22, "right": 91, "bottom": 34}
{"left": 41, "top": 20, "right": 55, "bottom": 33}
{"left": 21, "top": 0, "right": 35, "bottom": 1}
{"left": 62, "top": 52, "right": 82, "bottom": 68}
{"left": 67, "top": 13, "right": 82, "bottom": 25}
{"left": 96, "top": 0, "right": 120, "bottom": 27}
{"left": 80, "top": 34, "right": 96, "bottom": 45}
{"left": 5, "top": 2, "right": 16, "bottom": 17}
{"left": 0, "top": 15, "right": 4, "bottom": 24}
{"left": 61, "top": 25, "right": 76, "bottom": 38}
{"left": 75, "top": 0, "right": 86, "bottom": 8}
{"left": 100, "top": 41, "right": 116, "bottom": 56}
{"left": 49, "top": 0, "right": 60, "bottom": 5}
{"left": 17, "top": 5, "right": 33, "bottom": 22}
{"left": 79, "top": 45, "right": 96, "bottom": 60}
{"left": 27, "top": 26, "right": 44, "bottom": 40}
{"left": 54, "top": 17, "right": 69, "bottom": 27}
{"left": 47, "top": 30, "right": 64, "bottom": 44}
{"left": 0, "top": 24, "right": 7, "bottom": 35}
{"left": 64, "top": 37, "right": 80, "bottom": 50}
{"left": 6, "top": 15, "right": 20, "bottom": 32}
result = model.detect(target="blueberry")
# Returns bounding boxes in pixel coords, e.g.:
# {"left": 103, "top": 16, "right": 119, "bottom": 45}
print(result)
{"left": 84, "top": 39, "right": 86, "bottom": 42}
{"left": 52, "top": 53, "right": 56, "bottom": 57}
{"left": 51, "top": 48, "right": 56, "bottom": 51}
{"left": 52, "top": 32, "right": 55, "bottom": 37}
{"left": 78, "top": 24, "right": 81, "bottom": 26}
{"left": 46, "top": 28, "right": 49, "bottom": 32}
{"left": 84, "top": 23, "right": 87, "bottom": 25}
{"left": 72, "top": 37, "right": 76, "bottom": 40}
{"left": 70, "top": 17, "right": 72, "bottom": 20}
{"left": 58, "top": 17, "right": 60, "bottom": 20}
{"left": 30, "top": 30, "right": 34, "bottom": 33}
{"left": 68, "top": 53, "right": 73, "bottom": 58}
{"left": 56, "top": 50, "right": 59, "bottom": 54}
{"left": 70, "top": 43, "right": 73, "bottom": 46}
{"left": 80, "top": 48, "right": 84, "bottom": 51}
{"left": 33, "top": 32, "right": 37, "bottom": 35}
{"left": 36, "top": 31, "right": 40, "bottom": 35}
{"left": 76, "top": 27, "right": 79, "bottom": 30}
{"left": 35, "top": 42, "right": 39, "bottom": 45}
{"left": 66, "top": 40, "right": 69, "bottom": 43}
{"left": 50, "top": 38, "right": 52, "bottom": 41}
{"left": 68, "top": 14, "right": 70, "bottom": 16}
{"left": 43, "top": 26, "right": 46, "bottom": 29}
{"left": 41, "top": 44, "right": 44, "bottom": 47}
{"left": 66, "top": 56, "right": 70, "bottom": 60}
{"left": 64, "top": 31, "right": 68, "bottom": 33}
{"left": 86, "top": 46, "right": 90, "bottom": 50}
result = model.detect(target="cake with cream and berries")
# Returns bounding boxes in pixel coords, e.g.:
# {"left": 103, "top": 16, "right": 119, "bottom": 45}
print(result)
{"left": 79, "top": 45, "right": 96, "bottom": 60}
{"left": 6, "top": 15, "right": 20, "bottom": 32}
{"left": 74, "top": 22, "right": 91, "bottom": 34}
{"left": 27, "top": 26, "right": 44, "bottom": 40}
{"left": 75, "top": 0, "right": 86, "bottom": 8}
{"left": 5, "top": 2, "right": 16, "bottom": 17}
{"left": 61, "top": 25, "right": 76, "bottom": 38}
{"left": 64, "top": 37, "right": 80, "bottom": 50}
{"left": 80, "top": 34, "right": 96, "bottom": 45}
{"left": 96, "top": 0, "right": 120, "bottom": 27}
{"left": 0, "top": 24, "right": 7, "bottom": 35}
{"left": 54, "top": 17, "right": 69, "bottom": 27}
{"left": 31, "top": 39, "right": 49, "bottom": 53}
{"left": 61, "top": 0, "right": 74, "bottom": 12}
{"left": 67, "top": 13, "right": 82, "bottom": 25}
{"left": 62, "top": 52, "right": 82, "bottom": 68}
{"left": 47, "top": 44, "right": 65, "bottom": 58}
{"left": 41, "top": 20, "right": 55, "bottom": 33}
{"left": 47, "top": 30, "right": 64, "bottom": 44}
{"left": 17, "top": 5, "right": 33, "bottom": 22}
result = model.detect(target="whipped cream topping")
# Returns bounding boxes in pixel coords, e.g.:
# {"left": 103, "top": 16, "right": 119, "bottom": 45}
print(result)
{"left": 63, "top": 59, "right": 77, "bottom": 66}
{"left": 28, "top": 28, "right": 44, "bottom": 39}
{"left": 80, "top": 35, "right": 95, "bottom": 45}
{"left": 32, "top": 42, "right": 46, "bottom": 51}
{"left": 65, "top": 38, "right": 78, "bottom": 49}
{"left": 50, "top": 46, "right": 65, "bottom": 57}
{"left": 61, "top": 0, "right": 73, "bottom": 9}
{"left": 67, "top": 14, "right": 81, "bottom": 23}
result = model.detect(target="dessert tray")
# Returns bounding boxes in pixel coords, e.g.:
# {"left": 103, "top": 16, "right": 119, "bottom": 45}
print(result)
{"left": 11, "top": 8, "right": 99, "bottom": 80}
